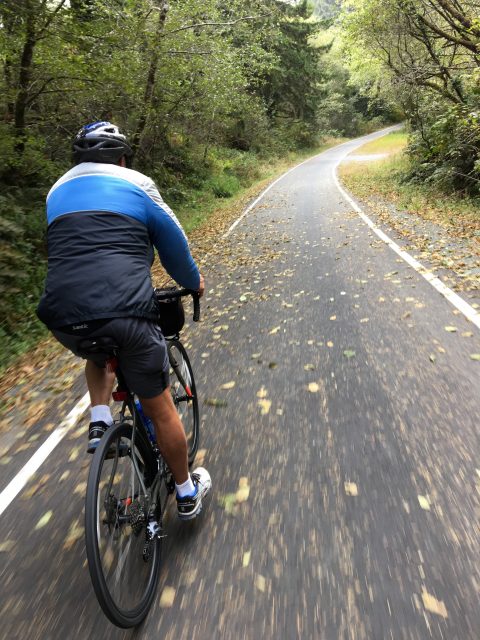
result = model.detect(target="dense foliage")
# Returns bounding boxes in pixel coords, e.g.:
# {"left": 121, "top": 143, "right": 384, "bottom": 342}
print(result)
{"left": 341, "top": 0, "right": 480, "bottom": 195}
{"left": 0, "top": 0, "right": 394, "bottom": 366}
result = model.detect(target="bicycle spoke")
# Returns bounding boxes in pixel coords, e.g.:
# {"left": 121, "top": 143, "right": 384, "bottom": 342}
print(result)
{"left": 89, "top": 427, "right": 160, "bottom": 617}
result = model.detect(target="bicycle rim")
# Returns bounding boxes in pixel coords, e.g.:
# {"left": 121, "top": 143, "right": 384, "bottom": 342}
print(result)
{"left": 85, "top": 422, "right": 161, "bottom": 628}
{"left": 169, "top": 341, "right": 199, "bottom": 465}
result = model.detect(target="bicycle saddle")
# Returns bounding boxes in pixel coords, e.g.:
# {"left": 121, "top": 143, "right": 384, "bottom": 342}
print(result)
{"left": 77, "top": 336, "right": 119, "bottom": 358}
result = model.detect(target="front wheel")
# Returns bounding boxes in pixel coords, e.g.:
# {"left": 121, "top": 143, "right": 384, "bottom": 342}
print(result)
{"left": 168, "top": 340, "right": 200, "bottom": 466}
{"left": 85, "top": 422, "right": 161, "bottom": 628}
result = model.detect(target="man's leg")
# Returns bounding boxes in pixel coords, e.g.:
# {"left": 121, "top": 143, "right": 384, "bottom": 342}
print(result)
{"left": 85, "top": 360, "right": 116, "bottom": 406}
{"left": 85, "top": 361, "right": 115, "bottom": 451}
{"left": 140, "top": 388, "right": 189, "bottom": 485}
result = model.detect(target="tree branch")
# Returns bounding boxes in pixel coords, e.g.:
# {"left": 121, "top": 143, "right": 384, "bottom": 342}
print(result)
{"left": 416, "top": 12, "right": 479, "bottom": 55}
{"left": 162, "top": 13, "right": 272, "bottom": 38}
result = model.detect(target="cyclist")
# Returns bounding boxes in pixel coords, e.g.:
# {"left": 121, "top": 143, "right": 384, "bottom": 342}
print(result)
{"left": 37, "top": 121, "right": 211, "bottom": 520}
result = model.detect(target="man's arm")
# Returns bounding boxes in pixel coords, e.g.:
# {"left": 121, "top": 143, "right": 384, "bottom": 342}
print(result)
{"left": 143, "top": 179, "right": 201, "bottom": 291}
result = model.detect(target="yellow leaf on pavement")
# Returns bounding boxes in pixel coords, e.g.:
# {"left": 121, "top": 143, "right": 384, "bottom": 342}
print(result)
{"left": 236, "top": 477, "right": 250, "bottom": 503}
{"left": 35, "top": 510, "right": 53, "bottom": 530}
{"left": 242, "top": 550, "right": 251, "bottom": 567}
{"left": 255, "top": 574, "right": 266, "bottom": 593}
{"left": 308, "top": 382, "right": 319, "bottom": 393}
{"left": 344, "top": 482, "right": 358, "bottom": 496}
{"left": 258, "top": 399, "right": 271, "bottom": 415}
{"left": 421, "top": 587, "right": 448, "bottom": 618}
{"left": 220, "top": 381, "right": 236, "bottom": 390}
{"left": 418, "top": 495, "right": 431, "bottom": 510}
{"left": 160, "top": 587, "right": 176, "bottom": 608}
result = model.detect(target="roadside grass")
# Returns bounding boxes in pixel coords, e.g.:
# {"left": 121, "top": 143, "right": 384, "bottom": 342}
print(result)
{"left": 340, "top": 132, "right": 480, "bottom": 237}
{"left": 0, "top": 138, "right": 344, "bottom": 377}
{"left": 349, "top": 130, "right": 407, "bottom": 155}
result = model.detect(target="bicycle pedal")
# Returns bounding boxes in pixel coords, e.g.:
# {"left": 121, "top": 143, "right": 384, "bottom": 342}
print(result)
{"left": 147, "top": 520, "right": 164, "bottom": 539}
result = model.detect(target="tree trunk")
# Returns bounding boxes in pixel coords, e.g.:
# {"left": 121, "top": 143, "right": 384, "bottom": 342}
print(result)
{"left": 132, "top": 1, "right": 170, "bottom": 164}
{"left": 14, "top": 1, "right": 36, "bottom": 153}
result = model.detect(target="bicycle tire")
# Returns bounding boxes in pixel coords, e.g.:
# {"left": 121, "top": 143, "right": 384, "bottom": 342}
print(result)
{"left": 85, "top": 421, "right": 161, "bottom": 628}
{"left": 168, "top": 340, "right": 200, "bottom": 465}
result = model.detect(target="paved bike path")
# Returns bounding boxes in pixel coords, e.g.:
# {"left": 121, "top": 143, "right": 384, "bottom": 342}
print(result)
{"left": 1, "top": 128, "right": 479, "bottom": 639}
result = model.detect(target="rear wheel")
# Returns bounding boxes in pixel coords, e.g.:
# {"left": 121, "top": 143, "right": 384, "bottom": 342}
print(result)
{"left": 85, "top": 422, "right": 161, "bottom": 628}
{"left": 168, "top": 340, "right": 199, "bottom": 465}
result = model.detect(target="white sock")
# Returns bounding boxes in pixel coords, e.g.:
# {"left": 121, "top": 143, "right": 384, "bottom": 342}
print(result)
{"left": 176, "top": 475, "right": 196, "bottom": 498}
{"left": 91, "top": 405, "right": 113, "bottom": 426}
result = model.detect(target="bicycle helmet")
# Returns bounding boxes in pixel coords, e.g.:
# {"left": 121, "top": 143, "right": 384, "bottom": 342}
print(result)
{"left": 72, "top": 121, "right": 133, "bottom": 165}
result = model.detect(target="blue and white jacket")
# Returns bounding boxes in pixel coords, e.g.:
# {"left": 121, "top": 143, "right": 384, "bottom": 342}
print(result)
{"left": 37, "top": 162, "right": 200, "bottom": 329}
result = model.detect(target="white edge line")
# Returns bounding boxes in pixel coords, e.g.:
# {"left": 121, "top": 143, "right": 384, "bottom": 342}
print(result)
{"left": 0, "top": 392, "right": 90, "bottom": 516}
{"left": 332, "top": 161, "right": 480, "bottom": 331}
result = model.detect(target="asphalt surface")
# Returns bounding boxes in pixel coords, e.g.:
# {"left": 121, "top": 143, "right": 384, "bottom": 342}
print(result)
{"left": 1, "top": 129, "right": 479, "bottom": 639}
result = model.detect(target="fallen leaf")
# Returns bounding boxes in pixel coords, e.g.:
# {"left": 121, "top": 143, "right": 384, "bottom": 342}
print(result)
{"left": 68, "top": 447, "right": 80, "bottom": 462}
{"left": 421, "top": 587, "right": 448, "bottom": 618}
{"left": 461, "top": 332, "right": 473, "bottom": 337}
{"left": 307, "top": 382, "right": 319, "bottom": 393}
{"left": 256, "top": 386, "right": 268, "bottom": 398}
{"left": 470, "top": 354, "right": 480, "bottom": 361}
{"left": 236, "top": 477, "right": 250, "bottom": 502}
{"left": 73, "top": 481, "right": 87, "bottom": 495}
{"left": 329, "top": 315, "right": 337, "bottom": 321}
{"left": 444, "top": 326, "right": 457, "bottom": 333}
{"left": 0, "top": 540, "right": 15, "bottom": 553}
{"left": 269, "top": 326, "right": 281, "bottom": 335}
{"left": 429, "top": 354, "right": 436, "bottom": 363}
{"left": 326, "top": 341, "right": 334, "bottom": 348}
{"left": 220, "top": 381, "right": 236, "bottom": 390}
{"left": 255, "top": 574, "right": 266, "bottom": 593}
{"left": 242, "top": 550, "right": 251, "bottom": 567}
{"left": 344, "top": 482, "right": 358, "bottom": 496}
{"left": 258, "top": 399, "right": 271, "bottom": 415}
{"left": 219, "top": 493, "right": 237, "bottom": 513}
{"left": 204, "top": 398, "right": 228, "bottom": 407}
{"left": 35, "top": 510, "right": 53, "bottom": 530}
{"left": 418, "top": 495, "right": 430, "bottom": 510}
{"left": 360, "top": 318, "right": 369, "bottom": 323}
{"left": 304, "top": 364, "right": 315, "bottom": 371}
{"left": 343, "top": 350, "right": 356, "bottom": 359}
{"left": 159, "top": 587, "right": 176, "bottom": 608}
{"left": 63, "top": 522, "right": 84, "bottom": 550}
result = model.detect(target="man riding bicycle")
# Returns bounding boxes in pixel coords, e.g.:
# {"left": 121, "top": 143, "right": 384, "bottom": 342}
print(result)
{"left": 37, "top": 121, "right": 211, "bottom": 520}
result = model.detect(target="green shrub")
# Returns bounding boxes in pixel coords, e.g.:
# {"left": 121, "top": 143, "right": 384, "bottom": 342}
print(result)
{"left": 207, "top": 173, "right": 241, "bottom": 198}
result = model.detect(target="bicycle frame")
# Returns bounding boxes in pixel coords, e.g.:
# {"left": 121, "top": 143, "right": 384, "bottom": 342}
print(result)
{"left": 109, "top": 358, "right": 172, "bottom": 536}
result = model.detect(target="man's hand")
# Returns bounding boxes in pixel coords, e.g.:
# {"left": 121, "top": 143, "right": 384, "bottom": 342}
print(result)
{"left": 197, "top": 273, "right": 205, "bottom": 298}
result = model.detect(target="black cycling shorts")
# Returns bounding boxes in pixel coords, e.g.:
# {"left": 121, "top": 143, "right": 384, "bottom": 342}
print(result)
{"left": 52, "top": 317, "right": 170, "bottom": 399}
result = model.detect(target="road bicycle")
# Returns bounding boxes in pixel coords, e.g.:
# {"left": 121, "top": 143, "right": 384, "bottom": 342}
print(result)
{"left": 81, "top": 288, "right": 200, "bottom": 628}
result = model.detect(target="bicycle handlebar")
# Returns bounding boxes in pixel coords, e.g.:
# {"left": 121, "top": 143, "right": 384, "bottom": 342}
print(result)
{"left": 154, "top": 288, "right": 201, "bottom": 322}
